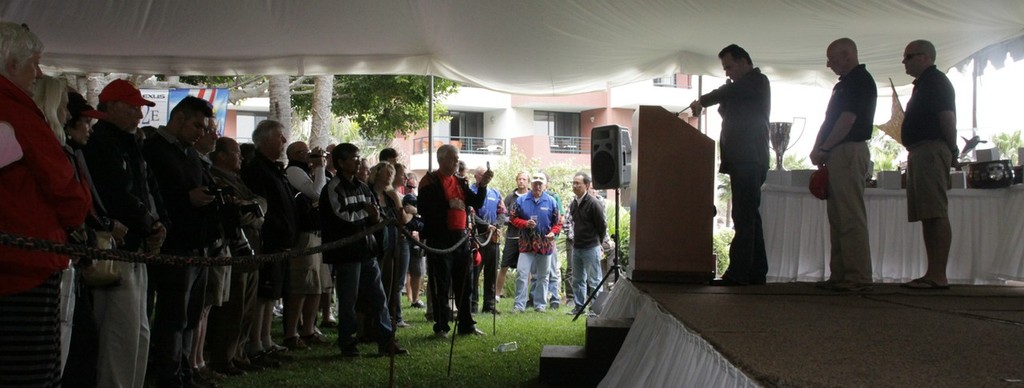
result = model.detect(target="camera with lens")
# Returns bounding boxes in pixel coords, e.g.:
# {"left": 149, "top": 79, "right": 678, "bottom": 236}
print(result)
{"left": 238, "top": 203, "right": 264, "bottom": 218}
{"left": 207, "top": 186, "right": 236, "bottom": 207}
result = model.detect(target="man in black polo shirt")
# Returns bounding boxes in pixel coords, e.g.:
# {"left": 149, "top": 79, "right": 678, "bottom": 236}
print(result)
{"left": 809, "top": 38, "right": 877, "bottom": 292}
{"left": 899, "top": 39, "right": 957, "bottom": 290}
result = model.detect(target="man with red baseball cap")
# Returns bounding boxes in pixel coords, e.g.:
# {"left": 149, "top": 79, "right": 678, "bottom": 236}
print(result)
{"left": 81, "top": 78, "right": 165, "bottom": 387}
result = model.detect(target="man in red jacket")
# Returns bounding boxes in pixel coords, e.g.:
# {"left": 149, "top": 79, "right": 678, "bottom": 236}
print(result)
{"left": 0, "top": 22, "right": 92, "bottom": 387}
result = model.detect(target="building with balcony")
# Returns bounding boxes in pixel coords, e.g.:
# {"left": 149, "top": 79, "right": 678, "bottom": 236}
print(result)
{"left": 394, "top": 75, "right": 701, "bottom": 174}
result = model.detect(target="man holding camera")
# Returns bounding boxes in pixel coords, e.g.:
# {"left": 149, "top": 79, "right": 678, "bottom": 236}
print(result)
{"left": 142, "top": 96, "right": 218, "bottom": 388}
{"left": 207, "top": 136, "right": 268, "bottom": 375}
{"left": 282, "top": 141, "right": 328, "bottom": 349}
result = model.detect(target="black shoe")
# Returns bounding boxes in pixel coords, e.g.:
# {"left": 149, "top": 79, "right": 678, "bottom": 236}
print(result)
{"left": 481, "top": 308, "right": 501, "bottom": 315}
{"left": 339, "top": 339, "right": 360, "bottom": 357}
{"left": 377, "top": 342, "right": 410, "bottom": 356}
{"left": 410, "top": 300, "right": 425, "bottom": 308}
{"left": 709, "top": 278, "right": 747, "bottom": 286}
{"left": 249, "top": 352, "right": 282, "bottom": 368}
{"left": 266, "top": 349, "right": 294, "bottom": 362}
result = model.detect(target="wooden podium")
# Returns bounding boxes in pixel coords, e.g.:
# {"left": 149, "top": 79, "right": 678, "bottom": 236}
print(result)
{"left": 627, "top": 106, "right": 716, "bottom": 283}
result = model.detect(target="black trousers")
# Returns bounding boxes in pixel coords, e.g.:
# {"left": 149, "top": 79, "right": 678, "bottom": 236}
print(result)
{"left": 471, "top": 241, "right": 499, "bottom": 312}
{"left": 427, "top": 231, "right": 475, "bottom": 334}
{"left": 148, "top": 250, "right": 208, "bottom": 388}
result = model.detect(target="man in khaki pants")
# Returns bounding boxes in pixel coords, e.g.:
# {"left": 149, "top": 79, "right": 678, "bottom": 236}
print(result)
{"left": 809, "top": 38, "right": 877, "bottom": 292}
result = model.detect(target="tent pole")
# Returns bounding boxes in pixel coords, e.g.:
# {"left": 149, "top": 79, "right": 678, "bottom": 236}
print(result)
{"left": 697, "top": 75, "right": 704, "bottom": 134}
{"left": 972, "top": 59, "right": 979, "bottom": 136}
{"left": 429, "top": 75, "right": 435, "bottom": 172}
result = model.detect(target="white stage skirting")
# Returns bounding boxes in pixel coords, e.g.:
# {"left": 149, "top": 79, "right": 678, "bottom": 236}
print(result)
{"left": 598, "top": 281, "right": 757, "bottom": 388}
{"left": 762, "top": 184, "right": 1024, "bottom": 284}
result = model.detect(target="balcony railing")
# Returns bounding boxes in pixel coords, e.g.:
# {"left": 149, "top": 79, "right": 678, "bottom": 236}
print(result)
{"left": 549, "top": 136, "right": 590, "bottom": 154}
{"left": 414, "top": 136, "right": 506, "bottom": 155}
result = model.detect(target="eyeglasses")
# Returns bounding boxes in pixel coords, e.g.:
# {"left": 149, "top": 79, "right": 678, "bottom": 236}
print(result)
{"left": 903, "top": 52, "right": 925, "bottom": 61}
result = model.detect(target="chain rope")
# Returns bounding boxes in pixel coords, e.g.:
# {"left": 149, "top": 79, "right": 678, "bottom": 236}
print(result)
{"left": 0, "top": 216, "right": 487, "bottom": 267}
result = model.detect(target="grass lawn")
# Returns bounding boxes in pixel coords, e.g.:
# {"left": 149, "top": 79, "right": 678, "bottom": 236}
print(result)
{"left": 218, "top": 296, "right": 587, "bottom": 388}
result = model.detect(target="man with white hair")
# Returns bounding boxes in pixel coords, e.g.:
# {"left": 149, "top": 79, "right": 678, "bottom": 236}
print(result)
{"left": 240, "top": 120, "right": 298, "bottom": 365}
{"left": 418, "top": 144, "right": 492, "bottom": 337}
{"left": 0, "top": 21, "right": 92, "bottom": 387}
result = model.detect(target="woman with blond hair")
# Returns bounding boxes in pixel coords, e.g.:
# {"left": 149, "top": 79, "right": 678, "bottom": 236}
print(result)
{"left": 32, "top": 75, "right": 71, "bottom": 146}
{"left": 368, "top": 162, "right": 412, "bottom": 328}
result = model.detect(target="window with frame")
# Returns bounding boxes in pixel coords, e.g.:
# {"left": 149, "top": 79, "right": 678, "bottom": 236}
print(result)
{"left": 448, "top": 111, "right": 484, "bottom": 138}
{"left": 534, "top": 111, "right": 580, "bottom": 138}
{"left": 234, "top": 111, "right": 269, "bottom": 143}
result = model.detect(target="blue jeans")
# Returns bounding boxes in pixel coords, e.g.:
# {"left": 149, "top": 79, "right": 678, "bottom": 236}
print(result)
{"left": 334, "top": 259, "right": 393, "bottom": 347}
{"left": 381, "top": 239, "right": 410, "bottom": 323}
{"left": 529, "top": 244, "right": 561, "bottom": 305}
{"left": 572, "top": 245, "right": 602, "bottom": 309}
{"left": 515, "top": 252, "right": 550, "bottom": 310}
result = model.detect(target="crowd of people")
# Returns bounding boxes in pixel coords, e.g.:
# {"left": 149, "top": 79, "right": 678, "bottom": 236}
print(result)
{"left": 0, "top": 22, "right": 617, "bottom": 388}
{"left": 1, "top": 18, "right": 958, "bottom": 388}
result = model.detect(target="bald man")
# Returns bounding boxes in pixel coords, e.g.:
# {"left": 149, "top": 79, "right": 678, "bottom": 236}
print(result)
{"left": 898, "top": 40, "right": 956, "bottom": 290}
{"left": 810, "top": 38, "right": 877, "bottom": 292}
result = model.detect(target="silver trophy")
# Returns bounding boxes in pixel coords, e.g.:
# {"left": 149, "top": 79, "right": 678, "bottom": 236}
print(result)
{"left": 769, "top": 122, "right": 792, "bottom": 171}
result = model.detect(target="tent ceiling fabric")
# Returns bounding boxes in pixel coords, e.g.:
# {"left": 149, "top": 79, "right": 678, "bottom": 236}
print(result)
{"left": 3, "top": 0, "right": 1022, "bottom": 95}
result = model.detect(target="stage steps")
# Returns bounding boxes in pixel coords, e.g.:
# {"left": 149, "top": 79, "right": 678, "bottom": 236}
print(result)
{"left": 539, "top": 317, "right": 633, "bottom": 387}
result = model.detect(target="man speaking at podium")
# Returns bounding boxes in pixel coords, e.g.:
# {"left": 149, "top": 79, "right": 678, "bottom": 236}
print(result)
{"left": 688, "top": 44, "right": 771, "bottom": 286}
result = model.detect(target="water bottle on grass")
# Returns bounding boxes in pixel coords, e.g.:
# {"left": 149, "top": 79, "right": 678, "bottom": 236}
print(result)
{"left": 493, "top": 341, "right": 518, "bottom": 353}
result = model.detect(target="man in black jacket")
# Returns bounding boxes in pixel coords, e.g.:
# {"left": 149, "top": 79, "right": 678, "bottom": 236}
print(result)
{"left": 689, "top": 44, "right": 771, "bottom": 286}
{"left": 83, "top": 79, "right": 166, "bottom": 387}
{"left": 418, "top": 144, "right": 492, "bottom": 337}
{"left": 321, "top": 143, "right": 408, "bottom": 357}
{"left": 143, "top": 96, "right": 216, "bottom": 388}
{"left": 240, "top": 119, "right": 298, "bottom": 363}
{"left": 568, "top": 172, "right": 607, "bottom": 315}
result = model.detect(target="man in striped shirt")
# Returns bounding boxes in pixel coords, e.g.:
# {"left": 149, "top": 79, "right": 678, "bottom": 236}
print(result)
{"left": 321, "top": 143, "right": 408, "bottom": 357}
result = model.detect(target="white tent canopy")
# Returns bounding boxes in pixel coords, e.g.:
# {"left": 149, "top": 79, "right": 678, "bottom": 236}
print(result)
{"left": 3, "top": 0, "right": 1022, "bottom": 95}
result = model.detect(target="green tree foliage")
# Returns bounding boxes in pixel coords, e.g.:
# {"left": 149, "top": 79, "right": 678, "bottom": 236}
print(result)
{"left": 712, "top": 229, "right": 735, "bottom": 276}
{"left": 869, "top": 125, "right": 904, "bottom": 173}
{"left": 604, "top": 200, "right": 631, "bottom": 266}
{"left": 487, "top": 145, "right": 540, "bottom": 198}
{"left": 292, "top": 75, "right": 460, "bottom": 141}
{"left": 991, "top": 129, "right": 1022, "bottom": 165}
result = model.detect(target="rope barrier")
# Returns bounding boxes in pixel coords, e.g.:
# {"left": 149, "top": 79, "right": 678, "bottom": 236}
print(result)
{"left": 0, "top": 216, "right": 477, "bottom": 267}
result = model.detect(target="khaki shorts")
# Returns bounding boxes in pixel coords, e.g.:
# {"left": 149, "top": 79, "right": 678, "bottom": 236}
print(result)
{"left": 288, "top": 232, "right": 323, "bottom": 295}
{"left": 205, "top": 245, "right": 231, "bottom": 306}
{"left": 906, "top": 140, "right": 952, "bottom": 222}
{"left": 319, "top": 263, "right": 334, "bottom": 292}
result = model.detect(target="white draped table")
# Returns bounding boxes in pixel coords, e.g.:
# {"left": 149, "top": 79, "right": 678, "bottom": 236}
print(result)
{"left": 761, "top": 184, "right": 1024, "bottom": 284}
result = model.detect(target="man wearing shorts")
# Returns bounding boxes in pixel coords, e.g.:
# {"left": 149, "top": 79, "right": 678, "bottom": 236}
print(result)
{"left": 899, "top": 39, "right": 957, "bottom": 290}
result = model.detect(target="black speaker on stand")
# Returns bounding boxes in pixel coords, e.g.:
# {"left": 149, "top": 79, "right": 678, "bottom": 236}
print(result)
{"left": 591, "top": 125, "right": 632, "bottom": 190}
